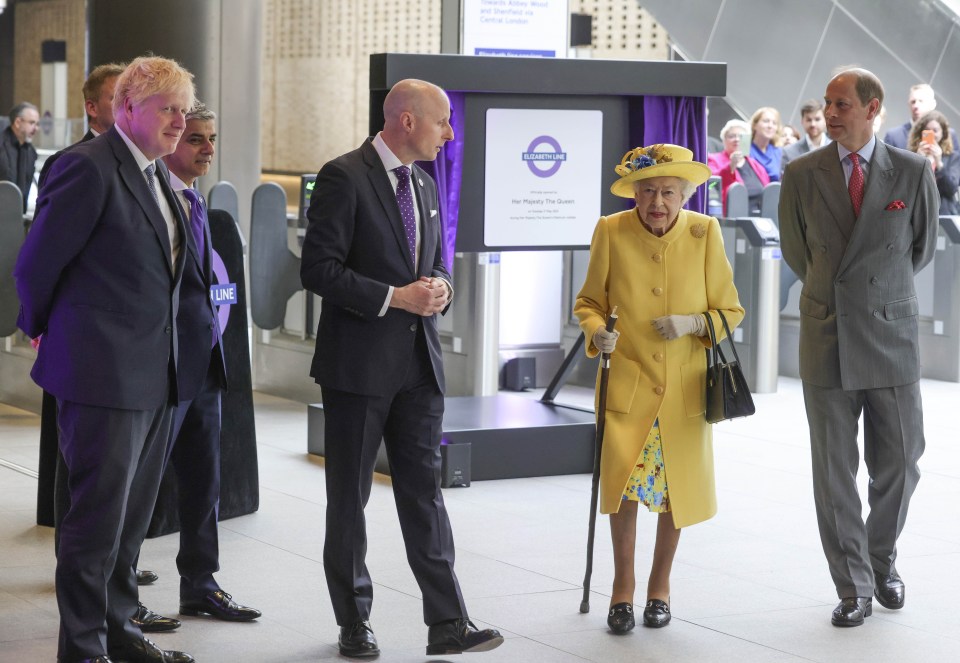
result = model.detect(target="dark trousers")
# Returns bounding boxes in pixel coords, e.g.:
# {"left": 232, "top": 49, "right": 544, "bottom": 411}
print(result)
{"left": 164, "top": 365, "right": 223, "bottom": 600}
{"left": 320, "top": 327, "right": 466, "bottom": 627}
{"left": 55, "top": 399, "right": 172, "bottom": 661}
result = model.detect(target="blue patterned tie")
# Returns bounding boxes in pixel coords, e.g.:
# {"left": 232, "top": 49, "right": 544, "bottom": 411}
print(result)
{"left": 393, "top": 166, "right": 417, "bottom": 263}
{"left": 144, "top": 163, "right": 160, "bottom": 205}
{"left": 180, "top": 188, "right": 207, "bottom": 259}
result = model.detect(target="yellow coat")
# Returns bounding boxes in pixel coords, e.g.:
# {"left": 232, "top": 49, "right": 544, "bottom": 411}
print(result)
{"left": 574, "top": 207, "right": 744, "bottom": 528}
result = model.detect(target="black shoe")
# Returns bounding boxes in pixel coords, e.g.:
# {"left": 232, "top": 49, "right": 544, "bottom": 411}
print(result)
{"left": 642, "top": 599, "right": 671, "bottom": 628}
{"left": 75, "top": 658, "right": 114, "bottom": 663}
{"left": 831, "top": 597, "right": 872, "bottom": 627}
{"left": 109, "top": 637, "right": 194, "bottom": 663}
{"left": 132, "top": 602, "right": 181, "bottom": 633}
{"left": 179, "top": 590, "right": 261, "bottom": 621}
{"left": 136, "top": 569, "right": 158, "bottom": 586}
{"left": 426, "top": 618, "right": 504, "bottom": 655}
{"left": 606, "top": 602, "right": 635, "bottom": 634}
{"left": 338, "top": 621, "right": 380, "bottom": 659}
{"left": 874, "top": 571, "right": 905, "bottom": 610}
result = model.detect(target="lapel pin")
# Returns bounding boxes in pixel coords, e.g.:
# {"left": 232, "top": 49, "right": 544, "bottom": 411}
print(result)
{"left": 418, "top": 178, "right": 424, "bottom": 186}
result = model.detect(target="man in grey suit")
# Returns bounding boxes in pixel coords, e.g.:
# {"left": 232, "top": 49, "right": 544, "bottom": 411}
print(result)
{"left": 780, "top": 67, "right": 938, "bottom": 628}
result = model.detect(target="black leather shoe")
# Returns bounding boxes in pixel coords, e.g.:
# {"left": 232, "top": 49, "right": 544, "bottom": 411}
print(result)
{"left": 179, "top": 590, "right": 261, "bottom": 621}
{"left": 606, "top": 602, "right": 635, "bottom": 634}
{"left": 136, "top": 569, "right": 158, "bottom": 586}
{"left": 338, "top": 621, "right": 380, "bottom": 658}
{"left": 874, "top": 571, "right": 905, "bottom": 610}
{"left": 643, "top": 599, "right": 671, "bottom": 628}
{"left": 132, "top": 602, "right": 181, "bottom": 633}
{"left": 109, "top": 637, "right": 194, "bottom": 662}
{"left": 75, "top": 658, "right": 114, "bottom": 662}
{"left": 831, "top": 597, "right": 872, "bottom": 627}
{"left": 426, "top": 618, "right": 504, "bottom": 655}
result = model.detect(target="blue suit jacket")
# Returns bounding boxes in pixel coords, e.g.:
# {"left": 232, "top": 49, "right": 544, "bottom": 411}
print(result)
{"left": 14, "top": 127, "right": 187, "bottom": 410}
{"left": 300, "top": 138, "right": 451, "bottom": 397}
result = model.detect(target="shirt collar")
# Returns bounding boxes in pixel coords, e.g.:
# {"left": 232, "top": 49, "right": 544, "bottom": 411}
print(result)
{"left": 372, "top": 132, "right": 409, "bottom": 171}
{"left": 114, "top": 123, "right": 154, "bottom": 173}
{"left": 837, "top": 134, "right": 876, "bottom": 164}
{"left": 167, "top": 169, "right": 189, "bottom": 193}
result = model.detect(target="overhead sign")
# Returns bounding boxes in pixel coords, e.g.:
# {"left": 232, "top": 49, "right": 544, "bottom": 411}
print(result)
{"left": 462, "top": 0, "right": 569, "bottom": 58}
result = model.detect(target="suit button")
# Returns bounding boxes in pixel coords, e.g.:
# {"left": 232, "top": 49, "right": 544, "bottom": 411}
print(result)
{"left": 873, "top": 310, "right": 881, "bottom": 318}
{"left": 652, "top": 287, "right": 663, "bottom": 296}
{"left": 409, "top": 323, "right": 417, "bottom": 332}
{"left": 653, "top": 352, "right": 663, "bottom": 362}
{"left": 871, "top": 277, "right": 879, "bottom": 285}
{"left": 652, "top": 253, "right": 662, "bottom": 263}
{"left": 820, "top": 245, "right": 827, "bottom": 253}
{"left": 164, "top": 326, "right": 172, "bottom": 333}
{"left": 208, "top": 323, "right": 215, "bottom": 330}
{"left": 654, "top": 386, "right": 664, "bottom": 395}
{"left": 887, "top": 244, "right": 895, "bottom": 251}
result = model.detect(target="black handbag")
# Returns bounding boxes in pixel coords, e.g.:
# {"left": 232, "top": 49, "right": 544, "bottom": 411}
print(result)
{"left": 704, "top": 311, "right": 756, "bottom": 424}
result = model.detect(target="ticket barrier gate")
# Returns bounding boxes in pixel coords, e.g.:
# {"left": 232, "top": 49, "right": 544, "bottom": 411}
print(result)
{"left": 719, "top": 216, "right": 781, "bottom": 393}
{"left": 920, "top": 216, "right": 960, "bottom": 381}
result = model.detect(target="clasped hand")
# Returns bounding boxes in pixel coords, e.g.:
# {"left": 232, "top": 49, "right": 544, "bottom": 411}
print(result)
{"left": 592, "top": 327, "right": 620, "bottom": 354}
{"left": 652, "top": 314, "right": 705, "bottom": 340}
{"left": 391, "top": 276, "right": 449, "bottom": 316}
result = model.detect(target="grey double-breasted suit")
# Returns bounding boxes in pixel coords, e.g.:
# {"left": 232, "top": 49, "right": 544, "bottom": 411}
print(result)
{"left": 779, "top": 138, "right": 938, "bottom": 598}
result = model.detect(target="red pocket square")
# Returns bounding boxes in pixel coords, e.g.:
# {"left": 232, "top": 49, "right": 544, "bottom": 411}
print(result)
{"left": 885, "top": 200, "right": 906, "bottom": 211}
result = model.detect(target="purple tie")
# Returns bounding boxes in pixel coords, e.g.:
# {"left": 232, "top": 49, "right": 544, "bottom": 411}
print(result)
{"left": 393, "top": 165, "right": 417, "bottom": 263}
{"left": 181, "top": 188, "right": 207, "bottom": 259}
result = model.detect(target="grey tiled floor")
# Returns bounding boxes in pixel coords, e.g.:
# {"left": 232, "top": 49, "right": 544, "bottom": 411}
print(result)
{"left": 2, "top": 377, "right": 960, "bottom": 662}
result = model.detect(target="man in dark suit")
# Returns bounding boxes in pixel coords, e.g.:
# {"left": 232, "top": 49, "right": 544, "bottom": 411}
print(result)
{"left": 14, "top": 56, "right": 196, "bottom": 663}
{"left": 0, "top": 101, "right": 39, "bottom": 211}
{"left": 152, "top": 102, "right": 260, "bottom": 625}
{"left": 780, "top": 67, "right": 938, "bottom": 628}
{"left": 301, "top": 79, "right": 503, "bottom": 658}
{"left": 883, "top": 83, "right": 959, "bottom": 150}
{"left": 781, "top": 99, "right": 830, "bottom": 174}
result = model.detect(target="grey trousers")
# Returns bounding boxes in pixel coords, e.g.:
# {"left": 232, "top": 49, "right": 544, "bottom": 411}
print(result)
{"left": 802, "top": 381, "right": 924, "bottom": 598}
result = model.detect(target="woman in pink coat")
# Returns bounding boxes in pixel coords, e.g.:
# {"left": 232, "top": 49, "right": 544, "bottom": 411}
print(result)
{"left": 707, "top": 119, "right": 770, "bottom": 215}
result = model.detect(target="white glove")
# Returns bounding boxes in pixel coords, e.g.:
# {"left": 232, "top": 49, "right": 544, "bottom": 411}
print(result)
{"left": 593, "top": 326, "right": 620, "bottom": 354}
{"left": 652, "top": 314, "right": 705, "bottom": 340}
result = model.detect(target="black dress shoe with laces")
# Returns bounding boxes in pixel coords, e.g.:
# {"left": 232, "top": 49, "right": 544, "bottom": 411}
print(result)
{"left": 338, "top": 621, "right": 380, "bottom": 658}
{"left": 606, "top": 602, "right": 635, "bottom": 634}
{"left": 874, "top": 571, "right": 905, "bottom": 610}
{"left": 642, "top": 599, "right": 671, "bottom": 628}
{"left": 831, "top": 597, "right": 872, "bottom": 626}
{"left": 179, "top": 590, "right": 261, "bottom": 621}
{"left": 132, "top": 602, "right": 181, "bottom": 633}
{"left": 135, "top": 569, "right": 158, "bottom": 586}
{"left": 426, "top": 618, "right": 504, "bottom": 655}
{"left": 109, "top": 637, "right": 194, "bottom": 663}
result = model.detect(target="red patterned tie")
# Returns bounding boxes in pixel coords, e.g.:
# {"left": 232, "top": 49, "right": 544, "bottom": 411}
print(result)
{"left": 848, "top": 152, "right": 864, "bottom": 217}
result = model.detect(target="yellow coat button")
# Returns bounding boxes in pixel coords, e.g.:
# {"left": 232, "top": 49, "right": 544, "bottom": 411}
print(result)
{"left": 652, "top": 287, "right": 663, "bottom": 296}
{"left": 652, "top": 253, "right": 663, "bottom": 262}
{"left": 655, "top": 386, "right": 664, "bottom": 395}
{"left": 653, "top": 353, "right": 663, "bottom": 362}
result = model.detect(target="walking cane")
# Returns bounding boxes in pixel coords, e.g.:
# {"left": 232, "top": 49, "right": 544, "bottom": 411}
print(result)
{"left": 580, "top": 306, "right": 619, "bottom": 613}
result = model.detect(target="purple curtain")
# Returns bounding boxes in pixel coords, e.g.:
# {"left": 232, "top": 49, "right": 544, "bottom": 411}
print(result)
{"left": 418, "top": 92, "right": 465, "bottom": 269}
{"left": 420, "top": 92, "right": 707, "bottom": 260}
{"left": 641, "top": 95, "right": 707, "bottom": 214}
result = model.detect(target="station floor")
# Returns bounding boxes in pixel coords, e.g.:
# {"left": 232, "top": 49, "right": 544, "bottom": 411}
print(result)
{"left": 2, "top": 376, "right": 960, "bottom": 662}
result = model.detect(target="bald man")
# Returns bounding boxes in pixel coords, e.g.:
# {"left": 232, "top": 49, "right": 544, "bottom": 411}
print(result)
{"left": 301, "top": 79, "right": 503, "bottom": 658}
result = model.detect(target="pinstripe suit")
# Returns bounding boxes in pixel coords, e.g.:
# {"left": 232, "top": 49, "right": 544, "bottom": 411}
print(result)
{"left": 780, "top": 138, "right": 938, "bottom": 598}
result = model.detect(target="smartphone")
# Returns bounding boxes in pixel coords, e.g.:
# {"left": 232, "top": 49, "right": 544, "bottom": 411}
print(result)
{"left": 922, "top": 129, "right": 936, "bottom": 146}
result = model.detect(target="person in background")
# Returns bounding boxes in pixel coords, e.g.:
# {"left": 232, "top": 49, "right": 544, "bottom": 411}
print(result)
{"left": 708, "top": 119, "right": 769, "bottom": 215}
{"left": 575, "top": 143, "right": 744, "bottom": 635}
{"left": 782, "top": 99, "right": 830, "bottom": 174}
{"left": 750, "top": 106, "right": 783, "bottom": 181}
{"left": 0, "top": 101, "right": 40, "bottom": 211}
{"left": 14, "top": 55, "right": 197, "bottom": 663}
{"left": 780, "top": 67, "right": 938, "bottom": 628}
{"left": 884, "top": 83, "right": 959, "bottom": 150}
{"left": 781, "top": 125, "right": 801, "bottom": 147}
{"left": 908, "top": 110, "right": 959, "bottom": 215}
{"left": 149, "top": 102, "right": 262, "bottom": 628}
{"left": 300, "top": 79, "right": 503, "bottom": 658}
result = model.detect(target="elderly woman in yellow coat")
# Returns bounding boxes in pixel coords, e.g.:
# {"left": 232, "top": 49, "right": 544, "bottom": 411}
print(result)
{"left": 574, "top": 144, "right": 744, "bottom": 633}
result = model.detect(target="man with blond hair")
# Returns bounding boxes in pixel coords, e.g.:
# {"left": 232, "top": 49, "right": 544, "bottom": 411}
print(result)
{"left": 15, "top": 56, "right": 196, "bottom": 663}
{"left": 884, "top": 82, "right": 959, "bottom": 150}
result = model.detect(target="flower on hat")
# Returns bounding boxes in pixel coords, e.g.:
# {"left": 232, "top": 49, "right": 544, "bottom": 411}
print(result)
{"left": 614, "top": 144, "right": 674, "bottom": 177}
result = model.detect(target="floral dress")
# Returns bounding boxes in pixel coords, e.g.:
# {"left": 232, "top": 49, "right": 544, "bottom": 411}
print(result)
{"left": 621, "top": 418, "right": 670, "bottom": 512}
